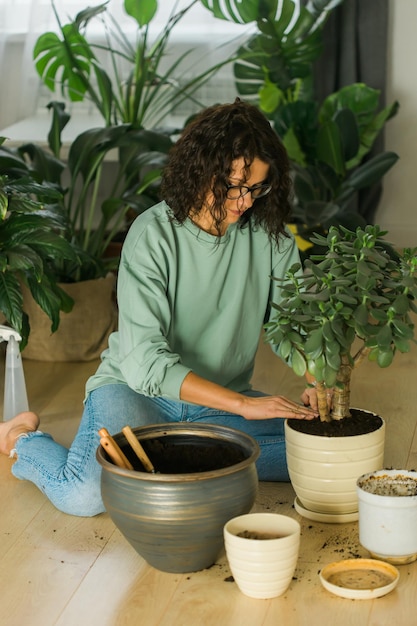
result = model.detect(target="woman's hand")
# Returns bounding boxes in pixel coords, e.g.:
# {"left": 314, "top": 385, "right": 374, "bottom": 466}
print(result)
{"left": 180, "top": 371, "right": 318, "bottom": 420}
{"left": 238, "top": 394, "right": 318, "bottom": 421}
{"left": 301, "top": 384, "right": 333, "bottom": 412}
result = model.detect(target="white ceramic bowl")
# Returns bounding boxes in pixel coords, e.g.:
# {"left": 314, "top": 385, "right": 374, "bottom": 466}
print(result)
{"left": 224, "top": 513, "right": 300, "bottom": 599}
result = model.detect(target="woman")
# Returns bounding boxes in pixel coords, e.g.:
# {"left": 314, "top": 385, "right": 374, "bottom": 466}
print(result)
{"left": 0, "top": 99, "right": 320, "bottom": 516}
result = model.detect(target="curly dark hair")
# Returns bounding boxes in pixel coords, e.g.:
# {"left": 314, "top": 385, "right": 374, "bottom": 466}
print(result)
{"left": 160, "top": 99, "right": 293, "bottom": 243}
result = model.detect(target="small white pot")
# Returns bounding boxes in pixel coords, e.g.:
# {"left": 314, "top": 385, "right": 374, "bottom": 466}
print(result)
{"left": 285, "top": 413, "right": 385, "bottom": 523}
{"left": 223, "top": 513, "right": 300, "bottom": 599}
{"left": 357, "top": 469, "right": 417, "bottom": 565}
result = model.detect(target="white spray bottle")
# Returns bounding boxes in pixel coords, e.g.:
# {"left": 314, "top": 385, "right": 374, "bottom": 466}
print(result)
{"left": 0, "top": 326, "right": 29, "bottom": 421}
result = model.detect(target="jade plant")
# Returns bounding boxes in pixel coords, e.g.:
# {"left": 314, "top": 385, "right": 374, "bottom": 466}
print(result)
{"left": 265, "top": 225, "right": 417, "bottom": 422}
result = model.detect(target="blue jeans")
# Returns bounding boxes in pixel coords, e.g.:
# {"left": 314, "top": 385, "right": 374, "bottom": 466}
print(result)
{"left": 12, "top": 384, "right": 289, "bottom": 517}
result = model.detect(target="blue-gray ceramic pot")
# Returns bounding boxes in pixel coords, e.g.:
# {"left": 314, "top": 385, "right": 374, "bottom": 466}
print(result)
{"left": 96, "top": 422, "right": 260, "bottom": 573}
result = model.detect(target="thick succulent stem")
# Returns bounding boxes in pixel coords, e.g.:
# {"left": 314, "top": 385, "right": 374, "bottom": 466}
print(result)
{"left": 317, "top": 382, "right": 332, "bottom": 422}
{"left": 331, "top": 355, "right": 353, "bottom": 420}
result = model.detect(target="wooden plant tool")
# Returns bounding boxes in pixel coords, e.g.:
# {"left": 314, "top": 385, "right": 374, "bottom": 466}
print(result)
{"left": 99, "top": 427, "right": 133, "bottom": 470}
{"left": 122, "top": 425, "right": 156, "bottom": 473}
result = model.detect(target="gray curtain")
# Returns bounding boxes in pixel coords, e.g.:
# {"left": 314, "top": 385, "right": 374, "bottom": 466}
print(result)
{"left": 312, "top": 0, "right": 390, "bottom": 223}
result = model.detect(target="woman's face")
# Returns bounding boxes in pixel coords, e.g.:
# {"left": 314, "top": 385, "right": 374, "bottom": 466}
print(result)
{"left": 197, "top": 157, "right": 270, "bottom": 235}
{"left": 222, "top": 157, "right": 270, "bottom": 230}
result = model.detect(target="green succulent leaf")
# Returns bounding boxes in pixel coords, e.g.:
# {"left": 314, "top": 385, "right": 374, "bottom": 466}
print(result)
{"left": 376, "top": 324, "right": 393, "bottom": 349}
{"left": 370, "top": 308, "right": 388, "bottom": 323}
{"left": 291, "top": 348, "right": 307, "bottom": 376}
{"left": 322, "top": 321, "right": 335, "bottom": 343}
{"left": 304, "top": 328, "right": 323, "bottom": 356}
{"left": 278, "top": 337, "right": 293, "bottom": 360}
{"left": 391, "top": 294, "right": 412, "bottom": 315}
{"left": 391, "top": 319, "right": 415, "bottom": 339}
{"left": 353, "top": 303, "right": 369, "bottom": 326}
{"left": 323, "top": 365, "right": 338, "bottom": 387}
{"left": 393, "top": 337, "right": 411, "bottom": 353}
{"left": 325, "top": 344, "right": 341, "bottom": 371}
{"left": 377, "top": 349, "right": 394, "bottom": 368}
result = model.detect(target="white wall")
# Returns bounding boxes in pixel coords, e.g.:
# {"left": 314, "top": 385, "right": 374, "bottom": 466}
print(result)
{"left": 376, "top": 0, "right": 417, "bottom": 247}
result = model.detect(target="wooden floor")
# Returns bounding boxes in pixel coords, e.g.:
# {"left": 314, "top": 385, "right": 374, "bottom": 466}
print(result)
{"left": 1, "top": 333, "right": 417, "bottom": 626}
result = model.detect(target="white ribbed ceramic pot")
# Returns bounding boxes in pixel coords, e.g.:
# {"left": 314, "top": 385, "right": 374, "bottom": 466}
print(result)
{"left": 357, "top": 469, "right": 417, "bottom": 565}
{"left": 285, "top": 413, "right": 385, "bottom": 522}
{"left": 224, "top": 513, "right": 300, "bottom": 599}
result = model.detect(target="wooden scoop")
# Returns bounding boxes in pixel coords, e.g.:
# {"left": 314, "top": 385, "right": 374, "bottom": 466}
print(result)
{"left": 99, "top": 427, "right": 133, "bottom": 470}
{"left": 122, "top": 425, "right": 156, "bottom": 473}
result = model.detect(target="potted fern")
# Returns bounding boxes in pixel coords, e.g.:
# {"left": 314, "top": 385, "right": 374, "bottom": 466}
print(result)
{"left": 264, "top": 225, "right": 417, "bottom": 522}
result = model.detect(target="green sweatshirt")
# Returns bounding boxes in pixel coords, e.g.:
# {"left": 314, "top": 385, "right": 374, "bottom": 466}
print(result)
{"left": 86, "top": 201, "right": 300, "bottom": 400}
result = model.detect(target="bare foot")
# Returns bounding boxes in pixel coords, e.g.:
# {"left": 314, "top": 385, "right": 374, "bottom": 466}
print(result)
{"left": 0, "top": 411, "right": 40, "bottom": 456}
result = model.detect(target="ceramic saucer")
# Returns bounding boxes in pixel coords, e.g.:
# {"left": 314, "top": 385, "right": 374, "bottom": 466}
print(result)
{"left": 294, "top": 497, "right": 358, "bottom": 524}
{"left": 320, "top": 558, "right": 400, "bottom": 600}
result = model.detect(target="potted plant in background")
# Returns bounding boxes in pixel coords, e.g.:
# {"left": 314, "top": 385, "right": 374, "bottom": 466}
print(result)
{"left": 264, "top": 224, "right": 417, "bottom": 522}
{"left": 201, "top": 0, "right": 399, "bottom": 257}
{"left": 25, "top": 100, "right": 174, "bottom": 283}
{"left": 8, "top": 102, "right": 174, "bottom": 361}
{"left": 271, "top": 83, "right": 399, "bottom": 258}
{"left": 33, "top": 0, "right": 235, "bottom": 129}
{"left": 6, "top": 0, "right": 240, "bottom": 361}
{"left": 30, "top": 0, "right": 244, "bottom": 279}
{"left": 0, "top": 138, "right": 77, "bottom": 349}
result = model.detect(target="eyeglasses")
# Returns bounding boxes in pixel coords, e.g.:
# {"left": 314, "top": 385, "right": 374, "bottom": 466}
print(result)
{"left": 225, "top": 182, "right": 272, "bottom": 200}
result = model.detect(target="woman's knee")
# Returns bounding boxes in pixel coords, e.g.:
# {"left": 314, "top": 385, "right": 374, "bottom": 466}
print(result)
{"left": 48, "top": 481, "right": 105, "bottom": 517}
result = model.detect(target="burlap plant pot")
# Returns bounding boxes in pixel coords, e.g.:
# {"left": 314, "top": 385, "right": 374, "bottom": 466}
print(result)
{"left": 22, "top": 273, "right": 117, "bottom": 362}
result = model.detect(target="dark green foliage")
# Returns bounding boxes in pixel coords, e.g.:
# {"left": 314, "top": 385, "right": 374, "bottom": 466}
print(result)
{"left": 0, "top": 160, "right": 77, "bottom": 346}
{"left": 265, "top": 225, "right": 417, "bottom": 419}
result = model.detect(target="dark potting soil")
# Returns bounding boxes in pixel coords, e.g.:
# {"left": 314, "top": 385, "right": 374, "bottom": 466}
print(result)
{"left": 237, "top": 530, "right": 283, "bottom": 540}
{"left": 121, "top": 435, "right": 247, "bottom": 474}
{"left": 287, "top": 408, "right": 383, "bottom": 437}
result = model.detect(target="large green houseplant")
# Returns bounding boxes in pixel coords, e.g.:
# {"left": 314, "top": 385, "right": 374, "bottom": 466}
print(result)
{"left": 201, "top": 0, "right": 399, "bottom": 255}
{"left": 9, "top": 0, "right": 240, "bottom": 359}
{"left": 271, "top": 84, "right": 399, "bottom": 256}
{"left": 23, "top": 100, "right": 174, "bottom": 283}
{"left": 0, "top": 138, "right": 77, "bottom": 348}
{"left": 29, "top": 0, "right": 239, "bottom": 283}
{"left": 9, "top": 0, "right": 241, "bottom": 358}
{"left": 33, "top": 0, "right": 233, "bottom": 129}
{"left": 264, "top": 225, "right": 417, "bottom": 521}
{"left": 265, "top": 224, "right": 417, "bottom": 423}
{"left": 2, "top": 113, "right": 171, "bottom": 360}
